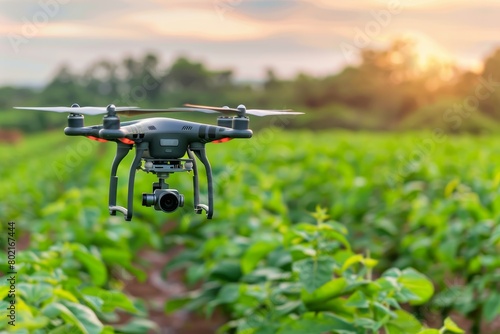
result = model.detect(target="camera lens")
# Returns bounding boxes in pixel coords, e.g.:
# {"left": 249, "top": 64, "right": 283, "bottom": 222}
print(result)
{"left": 158, "top": 192, "right": 179, "bottom": 212}
{"left": 142, "top": 193, "right": 156, "bottom": 207}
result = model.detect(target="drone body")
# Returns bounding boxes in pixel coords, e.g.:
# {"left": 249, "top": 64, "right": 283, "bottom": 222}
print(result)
{"left": 69, "top": 116, "right": 253, "bottom": 159}
{"left": 15, "top": 103, "right": 302, "bottom": 221}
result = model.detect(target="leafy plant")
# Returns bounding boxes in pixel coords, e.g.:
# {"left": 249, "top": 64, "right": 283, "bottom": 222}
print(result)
{"left": 165, "top": 207, "right": 459, "bottom": 333}
{"left": 2, "top": 130, "right": 498, "bottom": 332}
{"left": 0, "top": 243, "right": 157, "bottom": 333}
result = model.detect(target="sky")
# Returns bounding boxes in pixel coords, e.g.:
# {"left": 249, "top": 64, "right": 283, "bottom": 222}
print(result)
{"left": 0, "top": 0, "right": 499, "bottom": 86}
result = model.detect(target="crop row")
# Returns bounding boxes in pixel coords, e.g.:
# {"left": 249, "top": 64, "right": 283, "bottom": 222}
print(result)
{"left": 2, "top": 130, "right": 499, "bottom": 332}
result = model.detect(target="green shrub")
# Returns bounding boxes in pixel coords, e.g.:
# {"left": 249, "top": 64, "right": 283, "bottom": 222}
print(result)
{"left": 0, "top": 243, "right": 157, "bottom": 333}
{"left": 165, "top": 208, "right": 461, "bottom": 334}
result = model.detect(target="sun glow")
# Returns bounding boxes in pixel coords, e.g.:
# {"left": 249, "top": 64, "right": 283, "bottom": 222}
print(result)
{"left": 402, "top": 33, "right": 455, "bottom": 71}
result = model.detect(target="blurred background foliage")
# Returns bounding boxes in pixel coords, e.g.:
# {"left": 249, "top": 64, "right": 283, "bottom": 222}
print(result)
{"left": 2, "top": 38, "right": 500, "bottom": 333}
{"left": 2, "top": 38, "right": 500, "bottom": 134}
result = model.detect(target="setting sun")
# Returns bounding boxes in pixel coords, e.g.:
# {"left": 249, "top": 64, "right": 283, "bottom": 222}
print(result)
{"left": 402, "top": 33, "right": 455, "bottom": 70}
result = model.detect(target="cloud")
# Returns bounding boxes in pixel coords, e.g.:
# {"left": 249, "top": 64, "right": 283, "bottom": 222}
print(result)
{"left": 0, "top": 0, "right": 499, "bottom": 86}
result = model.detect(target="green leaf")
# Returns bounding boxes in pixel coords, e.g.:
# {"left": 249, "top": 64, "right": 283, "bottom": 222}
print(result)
{"left": 163, "top": 250, "right": 197, "bottom": 272}
{"left": 444, "top": 178, "right": 460, "bottom": 197}
{"left": 398, "top": 268, "right": 434, "bottom": 305}
{"left": 43, "top": 301, "right": 103, "bottom": 334}
{"left": 210, "top": 260, "right": 242, "bottom": 282}
{"left": 345, "top": 290, "right": 369, "bottom": 309}
{"left": 341, "top": 254, "right": 364, "bottom": 271}
{"left": 483, "top": 291, "right": 500, "bottom": 321}
{"left": 305, "top": 297, "right": 355, "bottom": 318}
{"left": 274, "top": 300, "right": 303, "bottom": 317}
{"left": 18, "top": 283, "right": 53, "bottom": 307}
{"left": 81, "top": 287, "right": 137, "bottom": 313}
{"left": 241, "top": 241, "right": 280, "bottom": 274}
{"left": 320, "top": 229, "right": 351, "bottom": 250}
{"left": 364, "top": 258, "right": 378, "bottom": 269}
{"left": 101, "top": 326, "right": 115, "bottom": 334}
{"left": 186, "top": 264, "right": 206, "bottom": 286}
{"left": 164, "top": 296, "right": 192, "bottom": 314}
{"left": 53, "top": 288, "right": 79, "bottom": 303}
{"left": 243, "top": 267, "right": 290, "bottom": 283}
{"left": 432, "top": 286, "right": 461, "bottom": 308}
{"left": 302, "top": 277, "right": 347, "bottom": 305}
{"left": 216, "top": 283, "right": 240, "bottom": 304}
{"left": 354, "top": 317, "right": 378, "bottom": 331}
{"left": 7, "top": 309, "right": 50, "bottom": 331}
{"left": 312, "top": 206, "right": 330, "bottom": 223}
{"left": 114, "top": 318, "right": 159, "bottom": 334}
{"left": 207, "top": 283, "right": 241, "bottom": 316}
{"left": 83, "top": 295, "right": 104, "bottom": 313}
{"left": 443, "top": 317, "right": 464, "bottom": 333}
{"left": 417, "top": 330, "right": 440, "bottom": 334}
{"left": 73, "top": 249, "right": 107, "bottom": 287}
{"left": 385, "top": 309, "right": 422, "bottom": 334}
{"left": 101, "top": 247, "right": 131, "bottom": 266}
{"left": 0, "top": 286, "right": 9, "bottom": 300}
{"left": 48, "top": 324, "right": 80, "bottom": 334}
{"left": 372, "top": 301, "right": 396, "bottom": 318}
{"left": 278, "top": 312, "right": 356, "bottom": 334}
{"left": 292, "top": 256, "right": 335, "bottom": 293}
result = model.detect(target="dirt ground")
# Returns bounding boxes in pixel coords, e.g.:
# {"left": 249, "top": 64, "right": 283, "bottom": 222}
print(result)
{"left": 123, "top": 248, "right": 226, "bottom": 334}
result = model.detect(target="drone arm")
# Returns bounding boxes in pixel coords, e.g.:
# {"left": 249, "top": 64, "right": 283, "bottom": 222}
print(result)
{"left": 190, "top": 143, "right": 214, "bottom": 219}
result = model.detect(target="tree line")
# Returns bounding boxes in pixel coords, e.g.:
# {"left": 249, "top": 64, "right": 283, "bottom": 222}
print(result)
{"left": 2, "top": 39, "right": 500, "bottom": 133}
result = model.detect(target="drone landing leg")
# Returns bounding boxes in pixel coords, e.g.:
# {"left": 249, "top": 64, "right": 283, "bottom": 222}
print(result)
{"left": 109, "top": 142, "right": 146, "bottom": 221}
{"left": 124, "top": 142, "right": 147, "bottom": 221}
{"left": 109, "top": 142, "right": 132, "bottom": 215}
{"left": 187, "top": 148, "right": 202, "bottom": 214}
{"left": 190, "top": 143, "right": 214, "bottom": 219}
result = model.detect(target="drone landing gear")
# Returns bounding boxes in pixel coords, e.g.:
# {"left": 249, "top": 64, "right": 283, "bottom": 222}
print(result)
{"left": 187, "top": 143, "right": 213, "bottom": 219}
{"left": 108, "top": 141, "right": 214, "bottom": 221}
{"left": 109, "top": 141, "right": 147, "bottom": 221}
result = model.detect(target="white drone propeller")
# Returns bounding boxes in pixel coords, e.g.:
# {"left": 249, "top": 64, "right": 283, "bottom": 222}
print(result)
{"left": 14, "top": 105, "right": 140, "bottom": 116}
{"left": 183, "top": 104, "right": 304, "bottom": 117}
{"left": 15, "top": 103, "right": 303, "bottom": 117}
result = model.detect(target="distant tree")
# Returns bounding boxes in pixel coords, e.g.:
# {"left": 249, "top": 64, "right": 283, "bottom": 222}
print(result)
{"left": 264, "top": 68, "right": 281, "bottom": 90}
{"left": 482, "top": 48, "right": 500, "bottom": 81}
{"left": 4, "top": 42, "right": 500, "bottom": 133}
{"left": 165, "top": 57, "right": 210, "bottom": 91}
{"left": 479, "top": 48, "right": 500, "bottom": 117}
{"left": 212, "top": 69, "right": 234, "bottom": 88}
{"left": 83, "top": 60, "right": 119, "bottom": 97}
{"left": 42, "top": 65, "right": 85, "bottom": 104}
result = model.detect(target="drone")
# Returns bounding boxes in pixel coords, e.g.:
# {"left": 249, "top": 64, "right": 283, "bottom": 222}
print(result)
{"left": 15, "top": 103, "right": 302, "bottom": 221}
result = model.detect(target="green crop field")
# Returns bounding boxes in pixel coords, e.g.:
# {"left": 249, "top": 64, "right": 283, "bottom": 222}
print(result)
{"left": 1, "top": 129, "right": 499, "bottom": 333}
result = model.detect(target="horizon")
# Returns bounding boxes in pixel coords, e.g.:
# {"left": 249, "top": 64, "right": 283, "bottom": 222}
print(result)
{"left": 1, "top": 0, "right": 499, "bottom": 87}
